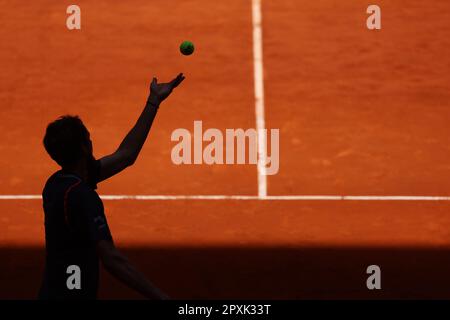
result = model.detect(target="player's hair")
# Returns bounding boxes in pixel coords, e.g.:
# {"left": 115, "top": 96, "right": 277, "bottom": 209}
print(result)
{"left": 43, "top": 115, "right": 91, "bottom": 168}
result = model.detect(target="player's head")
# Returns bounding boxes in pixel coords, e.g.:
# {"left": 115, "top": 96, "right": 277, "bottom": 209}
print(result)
{"left": 43, "top": 115, "right": 93, "bottom": 168}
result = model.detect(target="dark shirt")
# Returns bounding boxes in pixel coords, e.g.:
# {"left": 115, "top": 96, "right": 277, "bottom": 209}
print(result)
{"left": 38, "top": 160, "right": 113, "bottom": 300}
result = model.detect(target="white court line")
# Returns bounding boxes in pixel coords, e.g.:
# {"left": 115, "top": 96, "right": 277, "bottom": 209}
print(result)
{"left": 1, "top": 195, "right": 450, "bottom": 201}
{"left": 252, "top": 0, "right": 267, "bottom": 197}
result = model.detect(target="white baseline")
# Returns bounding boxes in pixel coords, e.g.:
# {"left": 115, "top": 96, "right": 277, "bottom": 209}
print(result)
{"left": 1, "top": 195, "right": 450, "bottom": 201}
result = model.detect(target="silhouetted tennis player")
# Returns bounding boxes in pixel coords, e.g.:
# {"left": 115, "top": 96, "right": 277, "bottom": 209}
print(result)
{"left": 39, "top": 73, "right": 185, "bottom": 300}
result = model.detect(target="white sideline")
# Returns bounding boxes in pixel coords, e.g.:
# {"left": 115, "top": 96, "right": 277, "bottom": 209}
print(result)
{"left": 252, "top": 0, "right": 267, "bottom": 197}
{"left": 1, "top": 195, "right": 450, "bottom": 201}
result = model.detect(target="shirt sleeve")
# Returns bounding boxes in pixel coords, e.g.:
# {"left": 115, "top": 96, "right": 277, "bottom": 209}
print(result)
{"left": 80, "top": 189, "right": 113, "bottom": 244}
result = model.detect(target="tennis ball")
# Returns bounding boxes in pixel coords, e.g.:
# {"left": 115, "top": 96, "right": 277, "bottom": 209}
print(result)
{"left": 180, "top": 41, "right": 195, "bottom": 56}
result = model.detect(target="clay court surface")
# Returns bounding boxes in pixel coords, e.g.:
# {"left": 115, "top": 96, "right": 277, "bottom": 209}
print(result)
{"left": 1, "top": 0, "right": 450, "bottom": 299}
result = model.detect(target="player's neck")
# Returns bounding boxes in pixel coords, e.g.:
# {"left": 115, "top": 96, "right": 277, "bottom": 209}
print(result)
{"left": 62, "top": 160, "right": 88, "bottom": 181}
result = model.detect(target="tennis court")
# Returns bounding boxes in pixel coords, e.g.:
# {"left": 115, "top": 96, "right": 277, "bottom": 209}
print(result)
{"left": 1, "top": 0, "right": 450, "bottom": 299}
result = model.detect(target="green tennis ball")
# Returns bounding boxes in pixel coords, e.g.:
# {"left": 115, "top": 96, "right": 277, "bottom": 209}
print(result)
{"left": 180, "top": 41, "right": 195, "bottom": 56}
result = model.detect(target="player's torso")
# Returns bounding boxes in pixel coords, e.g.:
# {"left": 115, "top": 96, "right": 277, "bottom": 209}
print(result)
{"left": 40, "top": 172, "right": 99, "bottom": 299}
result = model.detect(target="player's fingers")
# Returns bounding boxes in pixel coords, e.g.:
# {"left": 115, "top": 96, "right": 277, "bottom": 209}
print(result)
{"left": 151, "top": 77, "right": 157, "bottom": 87}
{"left": 173, "top": 77, "right": 184, "bottom": 88}
{"left": 171, "top": 73, "right": 185, "bottom": 88}
{"left": 170, "top": 74, "right": 181, "bottom": 86}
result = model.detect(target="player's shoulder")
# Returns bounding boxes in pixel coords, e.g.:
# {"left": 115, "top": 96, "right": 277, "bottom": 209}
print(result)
{"left": 43, "top": 171, "right": 99, "bottom": 200}
{"left": 43, "top": 171, "right": 80, "bottom": 195}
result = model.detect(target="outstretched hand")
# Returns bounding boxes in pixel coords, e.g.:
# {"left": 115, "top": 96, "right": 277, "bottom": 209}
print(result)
{"left": 148, "top": 73, "right": 185, "bottom": 106}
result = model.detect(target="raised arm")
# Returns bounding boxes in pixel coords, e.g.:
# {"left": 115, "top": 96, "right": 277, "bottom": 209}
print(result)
{"left": 98, "top": 73, "right": 185, "bottom": 182}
